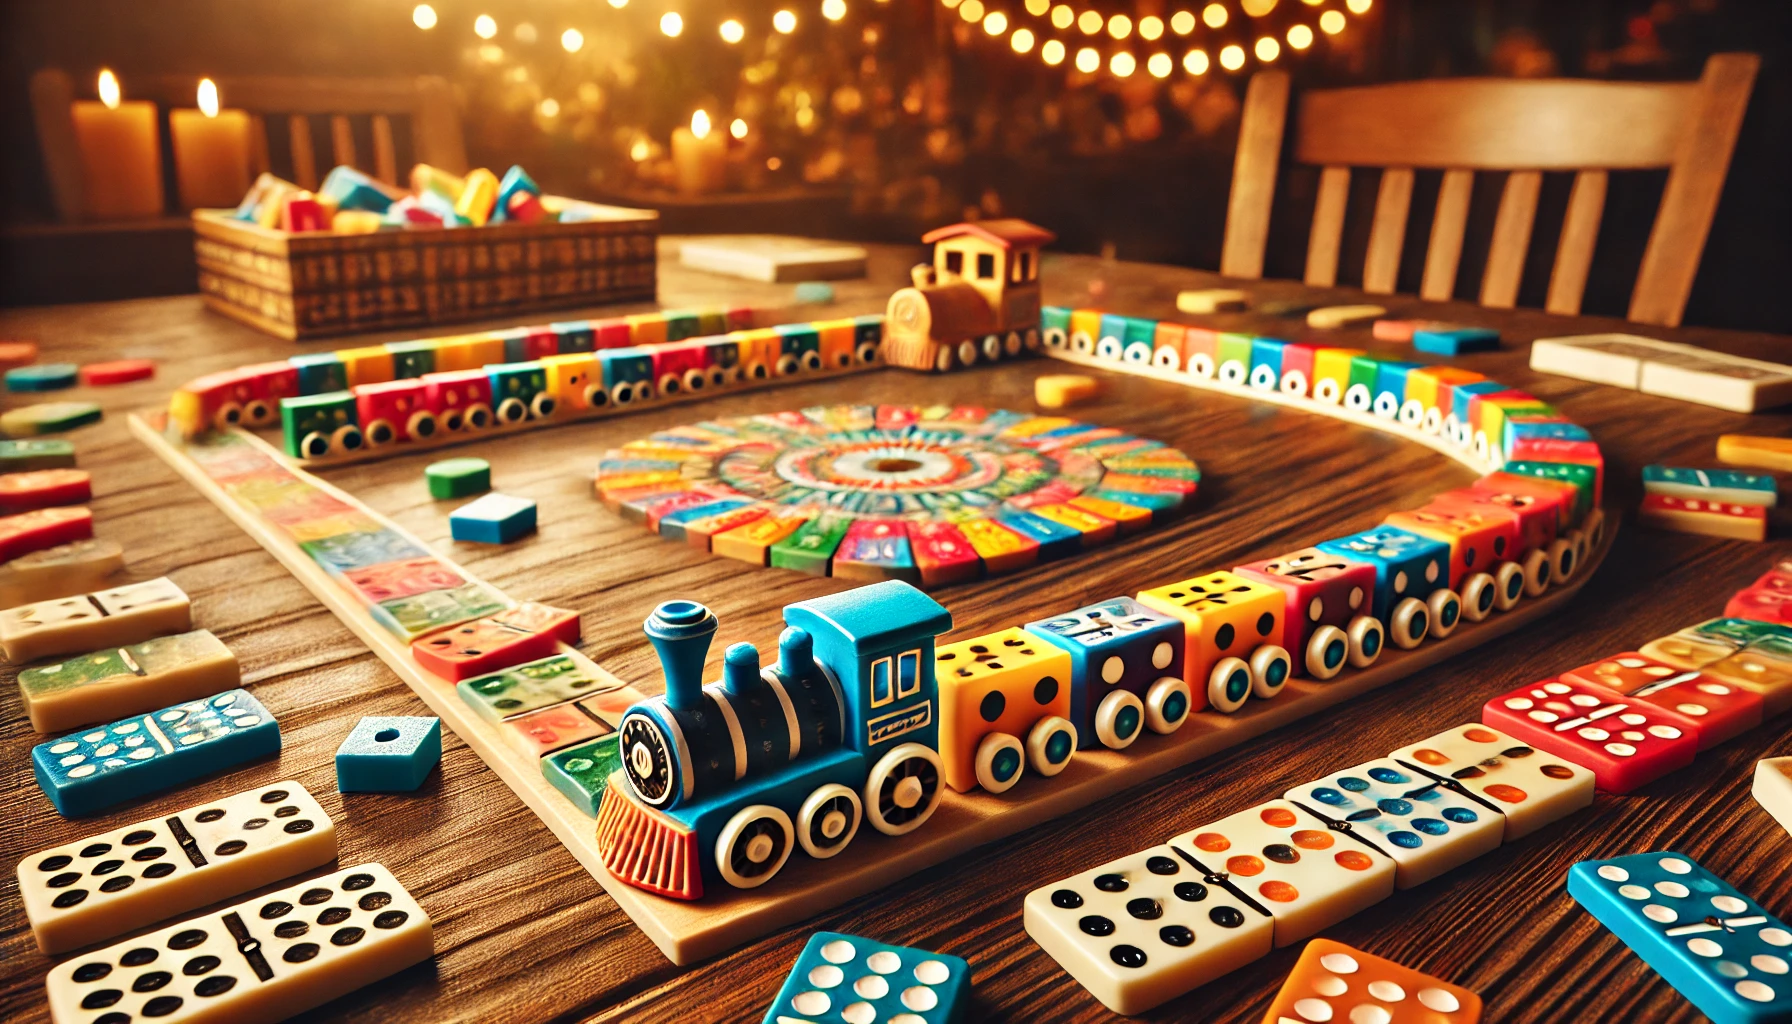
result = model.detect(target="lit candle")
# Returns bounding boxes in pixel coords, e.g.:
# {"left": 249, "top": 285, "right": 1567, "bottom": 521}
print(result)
{"left": 170, "top": 78, "right": 252, "bottom": 210}
{"left": 71, "top": 70, "right": 164, "bottom": 220}
{"left": 670, "top": 109, "right": 727, "bottom": 195}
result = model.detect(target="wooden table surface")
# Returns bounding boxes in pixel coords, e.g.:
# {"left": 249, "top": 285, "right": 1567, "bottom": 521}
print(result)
{"left": 2, "top": 238, "right": 1791, "bottom": 1024}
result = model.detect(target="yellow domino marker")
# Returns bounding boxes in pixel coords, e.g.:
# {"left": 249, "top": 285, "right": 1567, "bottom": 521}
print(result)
{"left": 711, "top": 512, "right": 812, "bottom": 565}
{"left": 1718, "top": 434, "right": 1792, "bottom": 473}
{"left": 1035, "top": 374, "right": 1101, "bottom": 410}
{"left": 959, "top": 517, "right": 1038, "bottom": 573}
{"left": 1068, "top": 494, "right": 1153, "bottom": 534}
{"left": 1307, "top": 304, "right": 1388, "bottom": 329}
{"left": 1176, "top": 288, "right": 1249, "bottom": 314}
{"left": 1032, "top": 502, "right": 1118, "bottom": 545}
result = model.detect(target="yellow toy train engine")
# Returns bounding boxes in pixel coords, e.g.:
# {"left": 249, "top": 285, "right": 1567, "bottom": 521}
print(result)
{"left": 883, "top": 219, "right": 1056, "bottom": 372}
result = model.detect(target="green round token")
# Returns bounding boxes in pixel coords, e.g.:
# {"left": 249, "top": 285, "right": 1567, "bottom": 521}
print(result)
{"left": 426, "top": 457, "right": 492, "bottom": 500}
{"left": 5, "top": 363, "right": 79, "bottom": 392}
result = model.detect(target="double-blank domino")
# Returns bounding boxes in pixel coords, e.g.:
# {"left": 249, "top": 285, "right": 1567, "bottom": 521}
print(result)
{"left": 1756, "top": 757, "right": 1792, "bottom": 840}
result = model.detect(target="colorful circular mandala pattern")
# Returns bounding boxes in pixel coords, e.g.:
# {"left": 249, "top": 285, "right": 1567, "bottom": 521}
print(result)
{"left": 594, "top": 404, "right": 1198, "bottom": 584}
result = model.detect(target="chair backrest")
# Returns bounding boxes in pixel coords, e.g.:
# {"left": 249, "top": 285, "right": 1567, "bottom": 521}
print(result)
{"left": 29, "top": 70, "right": 467, "bottom": 221}
{"left": 1220, "top": 54, "right": 1759, "bottom": 327}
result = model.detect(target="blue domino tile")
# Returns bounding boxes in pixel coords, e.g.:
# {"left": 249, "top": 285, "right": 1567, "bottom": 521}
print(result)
{"left": 1413, "top": 325, "right": 1500, "bottom": 355}
{"left": 1569, "top": 851, "right": 1792, "bottom": 1023}
{"left": 657, "top": 499, "right": 753, "bottom": 541}
{"left": 1644, "top": 465, "right": 1779, "bottom": 507}
{"left": 32, "top": 689, "right": 280, "bottom": 817}
{"left": 763, "top": 931, "right": 971, "bottom": 1024}
{"left": 335, "top": 716, "right": 441, "bottom": 792}
{"left": 450, "top": 492, "right": 538, "bottom": 544}
{"left": 994, "top": 508, "right": 1081, "bottom": 561}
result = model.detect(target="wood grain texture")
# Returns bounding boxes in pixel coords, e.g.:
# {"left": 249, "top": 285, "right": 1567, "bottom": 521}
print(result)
{"left": 1546, "top": 169, "right": 1608, "bottom": 316}
{"left": 1363, "top": 168, "right": 1414, "bottom": 295}
{"left": 1303, "top": 166, "right": 1350, "bottom": 288}
{"left": 3, "top": 238, "right": 1792, "bottom": 1024}
{"left": 1421, "top": 169, "right": 1475, "bottom": 302}
{"left": 1221, "top": 70, "right": 1290, "bottom": 281}
{"left": 1480, "top": 170, "right": 1542, "bottom": 309}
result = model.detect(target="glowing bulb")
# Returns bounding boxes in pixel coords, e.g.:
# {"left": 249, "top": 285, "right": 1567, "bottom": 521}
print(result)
{"left": 691, "top": 109, "right": 712, "bottom": 139}
{"left": 97, "top": 69, "right": 121, "bottom": 109}
{"left": 1241, "top": 0, "right": 1277, "bottom": 15}
{"left": 1051, "top": 4, "right": 1073, "bottom": 29}
{"left": 822, "top": 0, "right": 848, "bottom": 21}
{"left": 984, "top": 11, "right": 1007, "bottom": 34}
{"left": 631, "top": 139, "right": 650, "bottom": 161}
{"left": 1108, "top": 14, "right": 1131, "bottom": 38}
{"left": 514, "top": 22, "right": 537, "bottom": 43}
{"left": 1110, "top": 51, "right": 1136, "bottom": 76}
{"left": 660, "top": 11, "right": 683, "bottom": 35}
{"left": 960, "top": 0, "right": 984, "bottom": 23}
{"left": 474, "top": 14, "right": 497, "bottom": 38}
{"left": 1025, "top": 0, "right": 1050, "bottom": 13}
{"left": 561, "top": 28, "right": 584, "bottom": 51}
{"left": 1319, "top": 9, "right": 1344, "bottom": 32}
{"left": 774, "top": 8, "right": 797, "bottom": 31}
{"left": 1147, "top": 52, "right": 1172, "bottom": 77}
{"left": 720, "top": 18, "right": 745, "bottom": 42}
{"left": 413, "top": 4, "right": 438, "bottom": 29}
{"left": 1012, "top": 27, "right": 1036, "bottom": 52}
{"left": 1077, "top": 10, "right": 1101, "bottom": 34}
{"left": 608, "top": 0, "right": 627, "bottom": 7}
{"left": 196, "top": 78, "right": 220, "bottom": 117}
{"left": 1170, "top": 10, "right": 1195, "bottom": 34}
{"left": 730, "top": 117, "right": 748, "bottom": 139}
{"left": 1202, "top": 3, "right": 1226, "bottom": 28}
{"left": 1287, "top": 24, "right": 1313, "bottom": 48}
{"left": 1042, "top": 39, "right": 1066, "bottom": 64}
{"left": 1219, "top": 43, "right": 1245, "bottom": 69}
{"left": 1346, "top": 0, "right": 1371, "bottom": 12}
{"left": 1184, "top": 48, "right": 1209, "bottom": 73}
{"left": 1074, "top": 46, "right": 1099, "bottom": 72}
{"left": 539, "top": 98, "right": 560, "bottom": 117}
{"left": 1255, "top": 36, "right": 1279, "bottom": 61}
{"left": 1139, "top": 16, "right": 1163, "bottom": 40}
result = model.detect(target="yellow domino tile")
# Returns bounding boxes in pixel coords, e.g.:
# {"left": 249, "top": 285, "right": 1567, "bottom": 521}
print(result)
{"left": 435, "top": 333, "right": 507, "bottom": 372}
{"left": 1031, "top": 502, "right": 1117, "bottom": 545}
{"left": 959, "top": 517, "right": 1038, "bottom": 573}
{"left": 711, "top": 512, "right": 812, "bottom": 565}
{"left": 1000, "top": 417, "right": 1078, "bottom": 439}
{"left": 595, "top": 471, "right": 686, "bottom": 497}
{"left": 336, "top": 346, "right": 395, "bottom": 387}
{"left": 1068, "top": 494, "right": 1152, "bottom": 533}
{"left": 1719, "top": 434, "right": 1792, "bottom": 473}
{"left": 1068, "top": 309, "right": 1104, "bottom": 348}
{"left": 1310, "top": 348, "right": 1365, "bottom": 403}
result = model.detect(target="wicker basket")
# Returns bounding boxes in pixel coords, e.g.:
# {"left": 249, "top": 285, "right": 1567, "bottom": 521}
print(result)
{"left": 192, "top": 199, "right": 660, "bottom": 340}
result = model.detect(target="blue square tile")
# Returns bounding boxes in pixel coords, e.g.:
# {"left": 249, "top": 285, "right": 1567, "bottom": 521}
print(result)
{"left": 335, "top": 716, "right": 441, "bottom": 792}
{"left": 764, "top": 931, "right": 971, "bottom": 1024}
{"left": 450, "top": 492, "right": 537, "bottom": 544}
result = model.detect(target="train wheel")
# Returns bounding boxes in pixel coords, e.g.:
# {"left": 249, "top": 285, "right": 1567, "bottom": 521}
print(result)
{"left": 974, "top": 732, "right": 1025, "bottom": 793}
{"left": 750, "top": 361, "right": 772, "bottom": 379}
{"left": 1124, "top": 341, "right": 1154, "bottom": 365}
{"left": 683, "top": 368, "right": 708, "bottom": 393}
{"left": 1493, "top": 562, "right": 1526, "bottom": 611}
{"left": 496, "top": 398, "right": 527, "bottom": 423}
{"left": 406, "top": 411, "right": 438, "bottom": 440}
{"left": 298, "top": 432, "right": 332, "bottom": 459}
{"left": 712, "top": 365, "right": 733, "bottom": 387}
{"left": 864, "top": 743, "right": 943, "bottom": 835}
{"left": 1473, "top": 431, "right": 1494, "bottom": 465}
{"left": 610, "top": 382, "right": 636, "bottom": 406}
{"left": 332, "top": 424, "right": 364, "bottom": 453}
{"left": 582, "top": 386, "right": 609, "bottom": 410}
{"left": 957, "top": 339, "right": 980, "bottom": 367}
{"left": 1390, "top": 597, "right": 1429, "bottom": 649}
{"left": 1280, "top": 369, "right": 1309, "bottom": 397}
{"left": 1249, "top": 645, "right": 1291, "bottom": 699}
{"left": 1521, "top": 548, "right": 1552, "bottom": 597}
{"left": 530, "top": 392, "right": 558, "bottom": 419}
{"left": 1207, "top": 657, "right": 1253, "bottom": 714}
{"left": 776, "top": 354, "right": 801, "bottom": 376}
{"left": 982, "top": 334, "right": 1004, "bottom": 362}
{"left": 244, "top": 399, "right": 275, "bottom": 425}
{"left": 1188, "top": 353, "right": 1216, "bottom": 379}
{"left": 1570, "top": 527, "right": 1589, "bottom": 570}
{"left": 1070, "top": 329, "right": 1095, "bottom": 354}
{"left": 797, "top": 783, "right": 862, "bottom": 860}
{"left": 659, "top": 373, "right": 682, "bottom": 397}
{"left": 1459, "top": 573, "right": 1497, "bottom": 622}
{"left": 1023, "top": 328, "right": 1041, "bottom": 351}
{"left": 1344, "top": 383, "right": 1373, "bottom": 412}
{"left": 1548, "top": 538, "right": 1576, "bottom": 584}
{"left": 835, "top": 349, "right": 853, "bottom": 369}
{"left": 1247, "top": 364, "right": 1277, "bottom": 391}
{"left": 1313, "top": 378, "right": 1341, "bottom": 405}
{"left": 715, "top": 805, "right": 793, "bottom": 889}
{"left": 1153, "top": 346, "right": 1181, "bottom": 372}
{"left": 1428, "top": 588, "right": 1463, "bottom": 639}
{"left": 856, "top": 341, "right": 881, "bottom": 364}
{"left": 1304, "top": 625, "right": 1349, "bottom": 680}
{"left": 1399, "top": 399, "right": 1426, "bottom": 429}
{"left": 365, "top": 419, "right": 397, "bottom": 446}
{"left": 1371, "top": 392, "right": 1400, "bottom": 419}
{"left": 213, "top": 402, "right": 244, "bottom": 431}
{"left": 934, "top": 346, "right": 955, "bottom": 373}
{"left": 802, "top": 350, "right": 824, "bottom": 371}
{"left": 1026, "top": 717, "right": 1078, "bottom": 776}
{"left": 1094, "top": 690, "right": 1145, "bottom": 749}
{"left": 1044, "top": 325, "right": 1068, "bottom": 349}
{"left": 1219, "top": 360, "right": 1248, "bottom": 386}
{"left": 439, "top": 408, "right": 465, "bottom": 432}
{"left": 1346, "top": 615, "right": 1384, "bottom": 667}
{"left": 1423, "top": 406, "right": 1445, "bottom": 436}
{"left": 1443, "top": 414, "right": 1466, "bottom": 448}
{"left": 635, "top": 382, "right": 656, "bottom": 402}
{"left": 1095, "top": 334, "right": 1123, "bottom": 361}
{"left": 1145, "top": 677, "right": 1192, "bottom": 733}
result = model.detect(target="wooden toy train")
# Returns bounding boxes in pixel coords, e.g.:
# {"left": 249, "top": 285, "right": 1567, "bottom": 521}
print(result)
{"left": 881, "top": 219, "right": 1055, "bottom": 373}
{"left": 595, "top": 460, "right": 1605, "bottom": 900}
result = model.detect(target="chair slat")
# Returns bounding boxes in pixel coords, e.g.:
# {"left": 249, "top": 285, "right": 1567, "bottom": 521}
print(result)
{"left": 372, "top": 114, "right": 399, "bottom": 186}
{"left": 1221, "top": 70, "right": 1291, "bottom": 280}
{"left": 288, "top": 115, "right": 317, "bottom": 190}
{"left": 1420, "top": 169, "right": 1474, "bottom": 301}
{"left": 1545, "top": 170, "right": 1607, "bottom": 316}
{"left": 1480, "top": 170, "right": 1541, "bottom": 308}
{"left": 248, "top": 115, "right": 270, "bottom": 177}
{"left": 1304, "top": 166, "right": 1350, "bottom": 287}
{"left": 1363, "top": 168, "right": 1414, "bottom": 294}
{"left": 330, "top": 115, "right": 357, "bottom": 172}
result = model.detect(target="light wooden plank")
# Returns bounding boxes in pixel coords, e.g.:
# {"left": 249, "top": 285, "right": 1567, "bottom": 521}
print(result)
{"left": 1363, "top": 168, "right": 1414, "bottom": 294}
{"left": 1546, "top": 169, "right": 1608, "bottom": 316}
{"left": 288, "top": 114, "right": 317, "bottom": 189}
{"left": 1421, "top": 169, "right": 1474, "bottom": 301}
{"left": 248, "top": 113, "right": 271, "bottom": 177}
{"left": 1304, "top": 166, "right": 1350, "bottom": 287}
{"left": 28, "top": 69, "right": 84, "bottom": 222}
{"left": 372, "top": 114, "right": 399, "bottom": 185}
{"left": 1480, "top": 170, "right": 1542, "bottom": 308}
{"left": 1221, "top": 70, "right": 1291, "bottom": 280}
{"left": 330, "top": 114, "right": 356, "bottom": 172}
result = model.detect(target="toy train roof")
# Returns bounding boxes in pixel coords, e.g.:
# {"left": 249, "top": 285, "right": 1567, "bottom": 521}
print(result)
{"left": 784, "top": 581, "right": 953, "bottom": 653}
{"left": 920, "top": 219, "right": 1056, "bottom": 250}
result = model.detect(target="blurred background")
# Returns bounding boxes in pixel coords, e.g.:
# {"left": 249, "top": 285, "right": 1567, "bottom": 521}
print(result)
{"left": 1, "top": 0, "right": 1786, "bottom": 331}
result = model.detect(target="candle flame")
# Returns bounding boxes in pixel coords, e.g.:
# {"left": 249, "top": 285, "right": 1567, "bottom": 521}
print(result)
{"left": 197, "top": 78, "right": 220, "bottom": 118}
{"left": 98, "top": 69, "right": 121, "bottom": 109}
{"left": 691, "top": 109, "right": 712, "bottom": 140}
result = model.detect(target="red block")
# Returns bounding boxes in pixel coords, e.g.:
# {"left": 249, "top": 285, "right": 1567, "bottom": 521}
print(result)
{"left": 1726, "top": 585, "right": 1792, "bottom": 624}
{"left": 0, "top": 506, "right": 93, "bottom": 562}
{"left": 1482, "top": 677, "right": 1697, "bottom": 793}
{"left": 491, "top": 601, "right": 582, "bottom": 645}
{"left": 341, "top": 557, "right": 466, "bottom": 604}
{"left": 0, "top": 469, "right": 91, "bottom": 515}
{"left": 412, "top": 614, "right": 562, "bottom": 681}
{"left": 909, "top": 521, "right": 982, "bottom": 586}
{"left": 281, "top": 194, "right": 329, "bottom": 232}
{"left": 1236, "top": 547, "right": 1378, "bottom": 676}
{"left": 79, "top": 359, "right": 155, "bottom": 386}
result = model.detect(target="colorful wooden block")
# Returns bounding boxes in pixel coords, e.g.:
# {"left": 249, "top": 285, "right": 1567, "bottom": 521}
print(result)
{"left": 45, "top": 862, "right": 432, "bottom": 1024}
{"left": 1719, "top": 434, "right": 1792, "bottom": 474}
{"left": 335, "top": 716, "right": 441, "bottom": 793}
{"left": 2, "top": 401, "right": 103, "bottom": 436}
{"left": 449, "top": 492, "right": 537, "bottom": 544}
{"left": 0, "top": 469, "right": 90, "bottom": 514}
{"left": 1390, "top": 722, "right": 1594, "bottom": 841}
{"left": 1284, "top": 757, "right": 1502, "bottom": 889}
{"left": 6, "top": 363, "right": 78, "bottom": 391}
{"left": 298, "top": 528, "right": 428, "bottom": 573}
{"left": 18, "top": 780, "right": 335, "bottom": 954}
{"left": 1413, "top": 324, "right": 1499, "bottom": 356}
{"left": 935, "top": 627, "right": 1075, "bottom": 793}
{"left": 19, "top": 628, "right": 240, "bottom": 733}
{"left": 769, "top": 513, "right": 852, "bottom": 575}
{"left": 712, "top": 511, "right": 812, "bottom": 566}
{"left": 1263, "top": 938, "right": 1483, "bottom": 1024}
{"left": 1705, "top": 636, "right": 1792, "bottom": 717}
{"left": 1137, "top": 571, "right": 1288, "bottom": 712}
{"left": 1316, "top": 525, "right": 1450, "bottom": 626}
{"left": 0, "top": 438, "right": 76, "bottom": 471}
{"left": 1727, "top": 585, "right": 1792, "bottom": 626}
{"left": 1, "top": 576, "right": 190, "bottom": 664}
{"left": 0, "top": 339, "right": 40, "bottom": 369}
{"left": 1169, "top": 800, "right": 1395, "bottom": 947}
{"left": 33, "top": 688, "right": 279, "bottom": 817}
{"left": 541, "top": 734, "right": 623, "bottom": 816}
{"left": 763, "top": 931, "right": 971, "bottom": 1024}
{"left": 410, "top": 602, "right": 574, "bottom": 682}
{"left": 908, "top": 521, "right": 982, "bottom": 586}
{"left": 1384, "top": 502, "right": 1521, "bottom": 596}
{"left": 1035, "top": 373, "right": 1101, "bottom": 409}
{"left": 1234, "top": 547, "right": 1378, "bottom": 678}
{"left": 1753, "top": 758, "right": 1792, "bottom": 840}
{"left": 426, "top": 457, "right": 491, "bottom": 500}
{"left": 1569, "top": 851, "right": 1792, "bottom": 1023}
{"left": 1482, "top": 678, "right": 1697, "bottom": 793}
{"left": 830, "top": 518, "right": 920, "bottom": 583}
{"left": 994, "top": 508, "right": 1082, "bottom": 561}
{"left": 956, "top": 516, "right": 1039, "bottom": 574}
{"left": 1644, "top": 465, "right": 1778, "bottom": 507}
{"left": 370, "top": 582, "right": 508, "bottom": 641}
{"left": 1031, "top": 502, "right": 1118, "bottom": 546}
{"left": 1640, "top": 493, "right": 1767, "bottom": 541}
{"left": 0, "top": 537, "right": 123, "bottom": 609}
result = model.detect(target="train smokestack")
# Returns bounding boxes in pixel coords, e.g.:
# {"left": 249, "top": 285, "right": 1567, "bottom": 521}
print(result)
{"left": 644, "top": 600, "right": 717, "bottom": 712}
{"left": 722, "top": 642, "right": 762, "bottom": 696}
{"left": 778, "top": 627, "right": 815, "bottom": 681}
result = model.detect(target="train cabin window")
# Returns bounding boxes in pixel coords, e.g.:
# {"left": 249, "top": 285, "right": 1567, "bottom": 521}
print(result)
{"left": 1021, "top": 251, "right": 1035, "bottom": 280}
{"left": 870, "top": 657, "right": 893, "bottom": 707}
{"left": 897, "top": 650, "right": 921, "bottom": 698}
{"left": 977, "top": 253, "right": 996, "bottom": 279}
{"left": 944, "top": 249, "right": 964, "bottom": 276}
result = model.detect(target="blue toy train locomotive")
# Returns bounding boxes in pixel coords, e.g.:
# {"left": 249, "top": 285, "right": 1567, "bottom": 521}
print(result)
{"left": 596, "top": 582, "right": 954, "bottom": 899}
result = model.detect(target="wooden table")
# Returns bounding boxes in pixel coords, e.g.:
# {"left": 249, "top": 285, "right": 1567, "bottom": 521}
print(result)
{"left": 2, "top": 238, "right": 1790, "bottom": 1024}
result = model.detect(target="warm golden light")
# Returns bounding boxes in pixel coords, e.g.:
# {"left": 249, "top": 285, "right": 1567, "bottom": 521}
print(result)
{"left": 943, "top": 0, "right": 961, "bottom": 7}
{"left": 1147, "top": 52, "right": 1172, "bottom": 77}
{"left": 1202, "top": 3, "right": 1227, "bottom": 27}
{"left": 1183, "top": 48, "right": 1209, "bottom": 73}
{"left": 822, "top": 0, "right": 848, "bottom": 21}
{"left": 609, "top": 0, "right": 628, "bottom": 7}
{"left": 1170, "top": 10, "right": 1195, "bottom": 34}
{"left": 1346, "top": 0, "right": 1371, "bottom": 12}
{"left": 1287, "top": 23, "right": 1313, "bottom": 48}
{"left": 474, "top": 14, "right": 497, "bottom": 38}
{"left": 539, "top": 98, "right": 560, "bottom": 117}
{"left": 730, "top": 117, "right": 748, "bottom": 139}
{"left": 1077, "top": 10, "right": 1102, "bottom": 34}
{"left": 97, "top": 69, "right": 121, "bottom": 109}
{"left": 1255, "top": 36, "right": 1279, "bottom": 61}
{"left": 1074, "top": 46, "right": 1100, "bottom": 72}
{"left": 1110, "top": 51, "right": 1136, "bottom": 76}
{"left": 1138, "top": 15, "right": 1163, "bottom": 40}
{"left": 959, "top": 0, "right": 984, "bottom": 23}
{"left": 984, "top": 11, "right": 1008, "bottom": 34}
{"left": 1042, "top": 38, "right": 1067, "bottom": 64}
{"left": 412, "top": 4, "right": 437, "bottom": 29}
{"left": 1241, "top": 0, "right": 1276, "bottom": 15}
{"left": 1011, "top": 27, "right": 1036, "bottom": 51}
{"left": 1025, "top": 0, "right": 1050, "bottom": 13}
{"left": 660, "top": 11, "right": 684, "bottom": 35}
{"left": 1219, "top": 42, "right": 1245, "bottom": 69}
{"left": 720, "top": 18, "right": 745, "bottom": 42}
{"left": 196, "top": 78, "right": 219, "bottom": 118}
{"left": 1319, "top": 9, "right": 1345, "bottom": 32}
{"left": 630, "top": 138, "right": 650, "bottom": 161}
{"left": 691, "top": 109, "right": 712, "bottom": 139}
{"left": 1107, "top": 14, "right": 1132, "bottom": 39}
{"left": 561, "top": 27, "right": 584, "bottom": 51}
{"left": 773, "top": 8, "right": 798, "bottom": 31}
{"left": 1051, "top": 4, "right": 1074, "bottom": 29}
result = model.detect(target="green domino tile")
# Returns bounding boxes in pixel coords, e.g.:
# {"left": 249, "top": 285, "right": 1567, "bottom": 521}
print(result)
{"left": 769, "top": 513, "right": 851, "bottom": 575}
{"left": 1, "top": 401, "right": 102, "bottom": 437}
{"left": 541, "top": 734, "right": 622, "bottom": 817}
{"left": 457, "top": 653, "right": 608, "bottom": 722}
{"left": 5, "top": 364, "right": 78, "bottom": 392}
{"left": 371, "top": 583, "right": 508, "bottom": 640}
{"left": 0, "top": 439, "right": 75, "bottom": 470}
{"left": 1504, "top": 459, "right": 1596, "bottom": 524}
{"left": 426, "top": 457, "right": 491, "bottom": 499}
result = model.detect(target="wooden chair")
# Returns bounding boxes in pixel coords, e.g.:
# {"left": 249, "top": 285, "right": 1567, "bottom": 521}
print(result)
{"left": 1220, "top": 54, "right": 1759, "bottom": 327}
{"left": 29, "top": 70, "right": 467, "bottom": 222}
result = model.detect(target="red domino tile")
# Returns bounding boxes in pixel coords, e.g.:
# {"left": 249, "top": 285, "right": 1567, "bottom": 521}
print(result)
{"left": 411, "top": 615, "right": 561, "bottom": 681}
{"left": 0, "top": 341, "right": 39, "bottom": 371}
{"left": 1482, "top": 677, "right": 1698, "bottom": 792}
{"left": 490, "top": 601, "right": 582, "bottom": 645}
{"left": 0, "top": 469, "right": 91, "bottom": 515}
{"left": 1561, "top": 651, "right": 1762, "bottom": 748}
{"left": 79, "top": 359, "right": 155, "bottom": 386}
{"left": 0, "top": 506, "right": 93, "bottom": 562}
{"left": 909, "top": 521, "right": 982, "bottom": 586}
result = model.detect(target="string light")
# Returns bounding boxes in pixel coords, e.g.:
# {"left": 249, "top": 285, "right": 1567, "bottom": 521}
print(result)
{"left": 474, "top": 14, "right": 497, "bottom": 38}
{"left": 1170, "top": 10, "right": 1195, "bottom": 34}
{"left": 630, "top": 139, "right": 650, "bottom": 161}
{"left": 1109, "top": 51, "right": 1136, "bottom": 76}
{"left": 1026, "top": 0, "right": 1049, "bottom": 12}
{"left": 720, "top": 18, "right": 744, "bottom": 42}
{"left": 1255, "top": 35, "right": 1279, "bottom": 60}
{"left": 730, "top": 117, "right": 749, "bottom": 138}
{"left": 1074, "top": 46, "right": 1100, "bottom": 72}
{"left": 1202, "top": 3, "right": 1227, "bottom": 28}
{"left": 561, "top": 27, "right": 584, "bottom": 52}
{"left": 1147, "top": 52, "right": 1171, "bottom": 77}
{"left": 774, "top": 9, "right": 798, "bottom": 31}
{"left": 1219, "top": 42, "right": 1245, "bottom": 69}
{"left": 1346, "top": 0, "right": 1372, "bottom": 12}
{"left": 609, "top": 0, "right": 628, "bottom": 7}
{"left": 1319, "top": 9, "right": 1344, "bottom": 32}
{"left": 539, "top": 98, "right": 560, "bottom": 117}
{"left": 1138, "top": 15, "right": 1163, "bottom": 40}
{"left": 1042, "top": 38, "right": 1067, "bottom": 63}
{"left": 822, "top": 0, "right": 848, "bottom": 22}
{"left": 660, "top": 11, "right": 683, "bottom": 35}
{"left": 1183, "top": 48, "right": 1208, "bottom": 73}
{"left": 1240, "top": 0, "right": 1276, "bottom": 14}
{"left": 1077, "top": 10, "right": 1101, "bottom": 34}
{"left": 1051, "top": 5, "right": 1073, "bottom": 29}
{"left": 1287, "top": 23, "right": 1313, "bottom": 48}
{"left": 412, "top": 4, "right": 437, "bottom": 29}
{"left": 984, "top": 11, "right": 1008, "bottom": 34}
{"left": 1012, "top": 27, "right": 1036, "bottom": 51}
{"left": 960, "top": 0, "right": 984, "bottom": 23}
{"left": 1107, "top": 13, "right": 1132, "bottom": 38}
